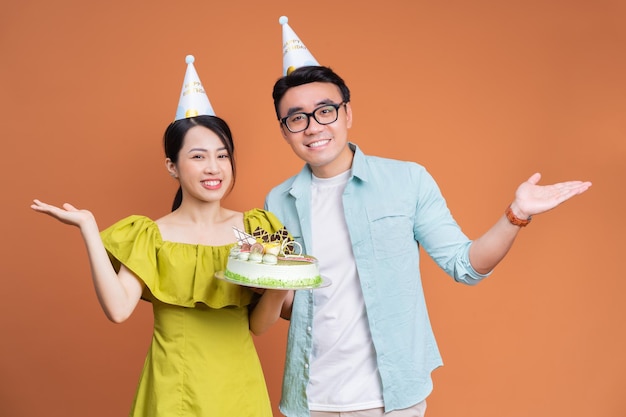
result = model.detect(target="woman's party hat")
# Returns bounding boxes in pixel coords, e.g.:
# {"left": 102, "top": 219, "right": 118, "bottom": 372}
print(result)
{"left": 175, "top": 55, "right": 215, "bottom": 120}
{"left": 279, "top": 16, "right": 319, "bottom": 76}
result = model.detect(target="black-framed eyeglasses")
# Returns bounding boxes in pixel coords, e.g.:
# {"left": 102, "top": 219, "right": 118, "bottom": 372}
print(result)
{"left": 280, "top": 102, "right": 346, "bottom": 133}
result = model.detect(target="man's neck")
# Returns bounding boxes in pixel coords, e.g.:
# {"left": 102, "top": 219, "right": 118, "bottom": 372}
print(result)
{"left": 309, "top": 146, "right": 355, "bottom": 178}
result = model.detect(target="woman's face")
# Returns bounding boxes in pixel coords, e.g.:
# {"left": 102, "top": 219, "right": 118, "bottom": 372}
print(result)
{"left": 166, "top": 125, "right": 233, "bottom": 205}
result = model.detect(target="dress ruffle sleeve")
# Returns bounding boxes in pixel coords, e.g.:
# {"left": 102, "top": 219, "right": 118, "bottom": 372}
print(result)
{"left": 243, "top": 208, "right": 289, "bottom": 240}
{"left": 99, "top": 211, "right": 288, "bottom": 309}
{"left": 100, "top": 215, "right": 253, "bottom": 309}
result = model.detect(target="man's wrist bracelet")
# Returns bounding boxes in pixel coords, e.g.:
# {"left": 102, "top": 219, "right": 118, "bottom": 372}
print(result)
{"left": 505, "top": 205, "right": 532, "bottom": 227}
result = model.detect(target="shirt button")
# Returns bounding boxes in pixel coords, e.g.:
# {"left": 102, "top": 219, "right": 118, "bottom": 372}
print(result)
{"left": 304, "top": 363, "right": 309, "bottom": 369}
{"left": 307, "top": 326, "right": 312, "bottom": 333}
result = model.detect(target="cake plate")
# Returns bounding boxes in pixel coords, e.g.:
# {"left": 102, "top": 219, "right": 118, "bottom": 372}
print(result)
{"left": 215, "top": 271, "right": 331, "bottom": 290}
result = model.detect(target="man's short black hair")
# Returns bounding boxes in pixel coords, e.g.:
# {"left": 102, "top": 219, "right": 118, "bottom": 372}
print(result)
{"left": 272, "top": 66, "right": 351, "bottom": 120}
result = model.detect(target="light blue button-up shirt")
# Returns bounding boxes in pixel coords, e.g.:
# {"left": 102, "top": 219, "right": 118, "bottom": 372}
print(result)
{"left": 265, "top": 143, "right": 490, "bottom": 417}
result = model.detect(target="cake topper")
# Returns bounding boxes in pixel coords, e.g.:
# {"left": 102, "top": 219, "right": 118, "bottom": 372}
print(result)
{"left": 232, "top": 226, "right": 257, "bottom": 246}
{"left": 231, "top": 226, "right": 303, "bottom": 256}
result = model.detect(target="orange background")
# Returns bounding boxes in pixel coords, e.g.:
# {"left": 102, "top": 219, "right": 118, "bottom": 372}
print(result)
{"left": 2, "top": 1, "right": 625, "bottom": 416}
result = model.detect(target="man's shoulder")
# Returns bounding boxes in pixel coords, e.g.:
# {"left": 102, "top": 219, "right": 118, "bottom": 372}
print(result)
{"left": 265, "top": 174, "right": 301, "bottom": 209}
{"left": 360, "top": 152, "right": 427, "bottom": 176}
{"left": 267, "top": 174, "right": 297, "bottom": 196}
{"left": 353, "top": 144, "right": 424, "bottom": 169}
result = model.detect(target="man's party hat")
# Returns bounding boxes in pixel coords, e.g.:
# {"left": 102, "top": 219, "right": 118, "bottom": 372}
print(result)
{"left": 175, "top": 55, "right": 215, "bottom": 120}
{"left": 279, "top": 16, "right": 319, "bottom": 76}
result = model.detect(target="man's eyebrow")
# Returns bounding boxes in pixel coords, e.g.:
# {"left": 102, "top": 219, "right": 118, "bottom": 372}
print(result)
{"left": 285, "top": 106, "right": 304, "bottom": 117}
{"left": 284, "top": 99, "right": 337, "bottom": 116}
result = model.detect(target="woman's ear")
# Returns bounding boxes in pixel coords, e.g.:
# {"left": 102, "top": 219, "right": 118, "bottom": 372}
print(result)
{"left": 165, "top": 158, "right": 178, "bottom": 179}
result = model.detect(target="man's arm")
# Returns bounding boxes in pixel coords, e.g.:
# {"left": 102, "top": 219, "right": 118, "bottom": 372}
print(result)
{"left": 469, "top": 173, "right": 591, "bottom": 274}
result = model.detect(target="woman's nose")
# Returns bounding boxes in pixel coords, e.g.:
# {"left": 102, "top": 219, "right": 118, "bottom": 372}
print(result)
{"left": 204, "top": 157, "right": 220, "bottom": 173}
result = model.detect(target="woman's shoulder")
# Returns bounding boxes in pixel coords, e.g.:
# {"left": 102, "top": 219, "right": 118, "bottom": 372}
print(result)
{"left": 243, "top": 208, "right": 282, "bottom": 227}
{"left": 100, "top": 215, "right": 161, "bottom": 244}
{"left": 242, "top": 208, "right": 288, "bottom": 238}
{"left": 102, "top": 214, "right": 157, "bottom": 231}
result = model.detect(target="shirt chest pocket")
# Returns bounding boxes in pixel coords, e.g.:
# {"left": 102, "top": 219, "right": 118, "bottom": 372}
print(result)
{"left": 366, "top": 204, "right": 415, "bottom": 259}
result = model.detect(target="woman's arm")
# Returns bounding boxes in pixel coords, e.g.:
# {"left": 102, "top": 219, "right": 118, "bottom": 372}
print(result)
{"left": 280, "top": 290, "right": 294, "bottom": 320}
{"left": 31, "top": 199, "right": 143, "bottom": 323}
{"left": 249, "top": 289, "right": 292, "bottom": 335}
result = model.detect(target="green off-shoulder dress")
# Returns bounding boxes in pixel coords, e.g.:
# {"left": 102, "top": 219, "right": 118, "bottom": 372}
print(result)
{"left": 100, "top": 208, "right": 284, "bottom": 417}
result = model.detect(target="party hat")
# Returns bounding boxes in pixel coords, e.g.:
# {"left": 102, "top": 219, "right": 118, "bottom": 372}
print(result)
{"left": 279, "top": 16, "right": 319, "bottom": 76}
{"left": 175, "top": 55, "right": 215, "bottom": 120}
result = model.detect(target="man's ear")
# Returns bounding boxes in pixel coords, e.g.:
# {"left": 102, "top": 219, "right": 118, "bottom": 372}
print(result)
{"left": 345, "top": 102, "right": 353, "bottom": 129}
{"left": 165, "top": 158, "right": 178, "bottom": 178}
{"left": 280, "top": 122, "right": 289, "bottom": 141}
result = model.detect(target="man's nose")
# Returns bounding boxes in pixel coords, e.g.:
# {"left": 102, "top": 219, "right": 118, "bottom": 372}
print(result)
{"left": 304, "top": 116, "right": 324, "bottom": 134}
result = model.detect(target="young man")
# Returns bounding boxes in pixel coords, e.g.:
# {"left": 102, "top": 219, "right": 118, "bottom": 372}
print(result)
{"left": 265, "top": 65, "right": 591, "bottom": 417}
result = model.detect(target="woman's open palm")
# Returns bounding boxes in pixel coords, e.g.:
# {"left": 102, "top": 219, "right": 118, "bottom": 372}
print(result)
{"left": 31, "top": 199, "right": 95, "bottom": 228}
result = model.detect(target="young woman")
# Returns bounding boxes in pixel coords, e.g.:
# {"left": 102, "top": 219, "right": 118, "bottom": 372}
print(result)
{"left": 31, "top": 115, "right": 290, "bottom": 416}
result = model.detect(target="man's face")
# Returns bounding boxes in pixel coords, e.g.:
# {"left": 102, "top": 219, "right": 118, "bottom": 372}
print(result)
{"left": 277, "top": 82, "right": 353, "bottom": 178}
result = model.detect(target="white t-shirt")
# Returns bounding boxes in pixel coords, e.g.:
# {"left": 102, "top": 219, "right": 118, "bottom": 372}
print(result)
{"left": 307, "top": 170, "right": 384, "bottom": 412}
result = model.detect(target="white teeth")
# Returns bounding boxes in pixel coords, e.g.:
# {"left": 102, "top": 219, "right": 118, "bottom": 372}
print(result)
{"left": 203, "top": 180, "right": 220, "bottom": 186}
{"left": 308, "top": 139, "right": 330, "bottom": 148}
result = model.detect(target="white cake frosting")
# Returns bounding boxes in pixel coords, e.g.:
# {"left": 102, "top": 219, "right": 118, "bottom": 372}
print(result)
{"left": 224, "top": 254, "right": 321, "bottom": 288}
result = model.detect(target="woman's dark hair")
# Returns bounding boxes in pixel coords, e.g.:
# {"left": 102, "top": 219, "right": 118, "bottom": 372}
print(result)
{"left": 272, "top": 66, "right": 351, "bottom": 120}
{"left": 163, "top": 115, "right": 236, "bottom": 211}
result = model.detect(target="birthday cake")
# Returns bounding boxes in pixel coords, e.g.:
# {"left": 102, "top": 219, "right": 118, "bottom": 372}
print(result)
{"left": 223, "top": 227, "right": 322, "bottom": 288}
